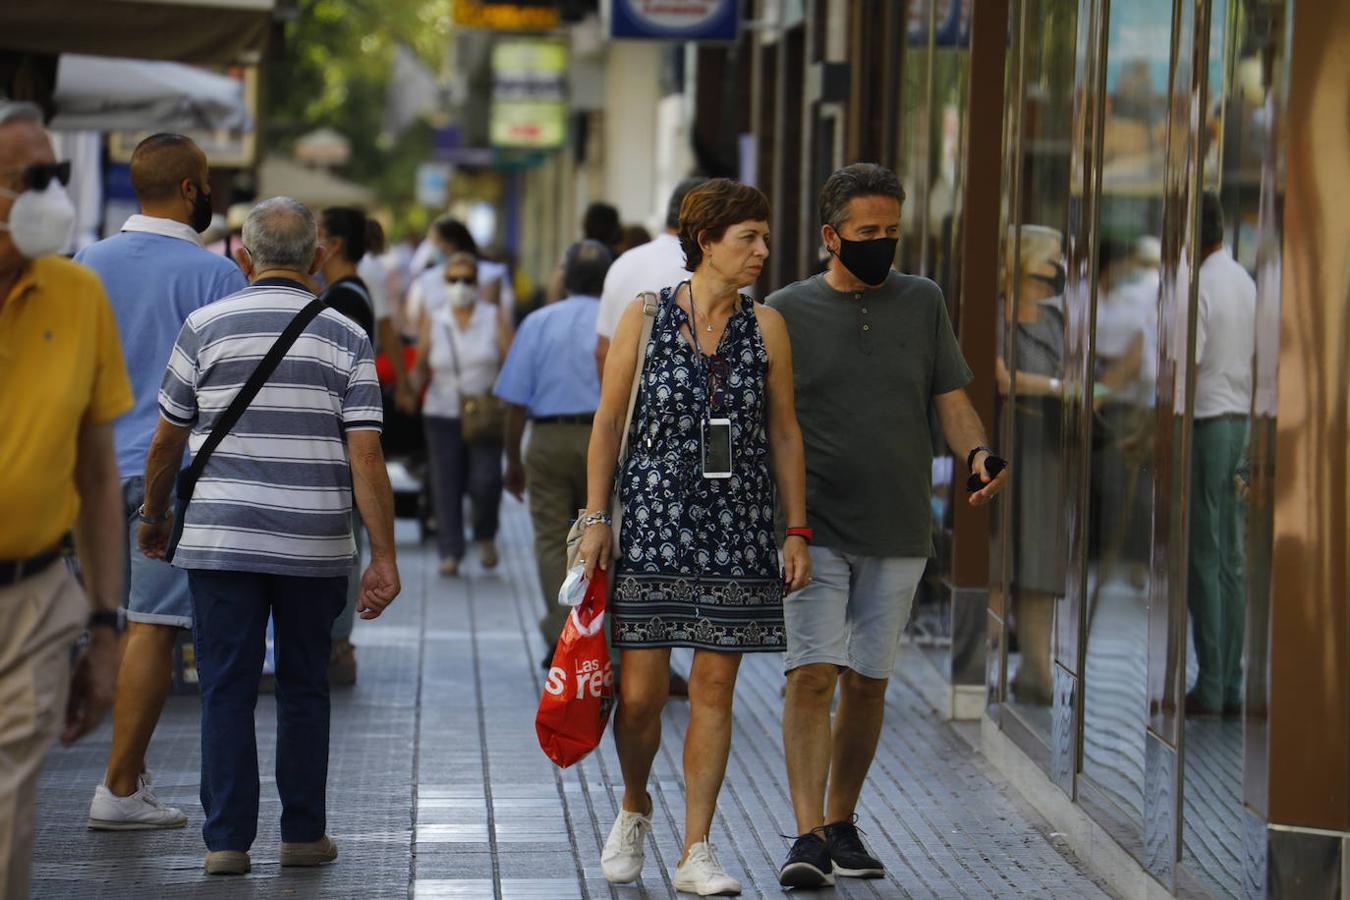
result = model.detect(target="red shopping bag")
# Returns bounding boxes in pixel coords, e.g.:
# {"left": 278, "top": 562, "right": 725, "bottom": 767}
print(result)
{"left": 536, "top": 567, "right": 614, "bottom": 768}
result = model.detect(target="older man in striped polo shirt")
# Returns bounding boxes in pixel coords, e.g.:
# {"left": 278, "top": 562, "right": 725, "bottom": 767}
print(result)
{"left": 137, "top": 197, "right": 400, "bottom": 876}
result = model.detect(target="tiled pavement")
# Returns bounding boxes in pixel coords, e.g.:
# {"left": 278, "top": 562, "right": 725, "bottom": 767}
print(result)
{"left": 31, "top": 500, "right": 1114, "bottom": 898}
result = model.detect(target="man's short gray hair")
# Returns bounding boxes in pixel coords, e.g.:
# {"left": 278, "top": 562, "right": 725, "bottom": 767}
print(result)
{"left": 242, "top": 197, "right": 316, "bottom": 271}
{"left": 563, "top": 239, "right": 613, "bottom": 297}
{"left": 819, "top": 163, "right": 906, "bottom": 231}
{"left": 0, "top": 101, "right": 43, "bottom": 127}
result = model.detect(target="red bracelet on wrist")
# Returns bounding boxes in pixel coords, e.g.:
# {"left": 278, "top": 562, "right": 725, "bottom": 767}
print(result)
{"left": 785, "top": 527, "right": 814, "bottom": 544}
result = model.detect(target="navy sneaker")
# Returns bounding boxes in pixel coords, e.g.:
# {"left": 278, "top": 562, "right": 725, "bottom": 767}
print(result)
{"left": 778, "top": 832, "right": 835, "bottom": 888}
{"left": 824, "top": 818, "right": 884, "bottom": 878}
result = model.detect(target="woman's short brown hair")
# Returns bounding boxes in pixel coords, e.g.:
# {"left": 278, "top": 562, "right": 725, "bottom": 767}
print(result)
{"left": 678, "top": 178, "right": 770, "bottom": 273}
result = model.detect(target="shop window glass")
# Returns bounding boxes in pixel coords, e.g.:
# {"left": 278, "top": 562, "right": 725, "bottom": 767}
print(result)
{"left": 902, "top": 1, "right": 975, "bottom": 671}
{"left": 1180, "top": 1, "right": 1283, "bottom": 895}
{"left": 998, "top": 0, "right": 1078, "bottom": 744}
{"left": 1078, "top": 0, "right": 1173, "bottom": 830}
{"left": 898, "top": 1, "right": 933, "bottom": 279}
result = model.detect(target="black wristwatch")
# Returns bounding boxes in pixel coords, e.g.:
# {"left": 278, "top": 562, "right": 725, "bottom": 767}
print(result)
{"left": 967, "top": 446, "right": 995, "bottom": 471}
{"left": 87, "top": 609, "right": 126, "bottom": 634}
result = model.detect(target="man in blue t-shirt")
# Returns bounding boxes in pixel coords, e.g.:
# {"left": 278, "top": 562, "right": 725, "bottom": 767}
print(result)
{"left": 495, "top": 239, "right": 610, "bottom": 650}
{"left": 74, "top": 133, "right": 246, "bottom": 831}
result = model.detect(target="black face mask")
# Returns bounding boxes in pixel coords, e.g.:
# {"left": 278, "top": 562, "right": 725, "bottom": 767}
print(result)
{"left": 190, "top": 183, "right": 214, "bottom": 234}
{"left": 1031, "top": 261, "right": 1066, "bottom": 296}
{"left": 834, "top": 236, "right": 898, "bottom": 287}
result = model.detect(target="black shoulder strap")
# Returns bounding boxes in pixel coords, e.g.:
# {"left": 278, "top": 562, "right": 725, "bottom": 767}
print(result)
{"left": 182, "top": 298, "right": 327, "bottom": 490}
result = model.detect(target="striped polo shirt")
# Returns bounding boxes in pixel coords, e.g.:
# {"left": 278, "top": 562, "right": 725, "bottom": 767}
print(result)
{"left": 158, "top": 278, "right": 383, "bottom": 577}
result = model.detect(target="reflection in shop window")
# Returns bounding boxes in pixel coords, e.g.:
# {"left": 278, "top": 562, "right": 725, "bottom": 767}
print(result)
{"left": 1078, "top": 0, "right": 1173, "bottom": 835}
{"left": 999, "top": 225, "right": 1067, "bottom": 711}
{"left": 996, "top": 0, "right": 1078, "bottom": 748}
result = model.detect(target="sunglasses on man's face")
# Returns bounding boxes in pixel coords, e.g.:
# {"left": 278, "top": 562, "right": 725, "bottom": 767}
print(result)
{"left": 3, "top": 161, "right": 72, "bottom": 192}
{"left": 445, "top": 276, "right": 474, "bottom": 286}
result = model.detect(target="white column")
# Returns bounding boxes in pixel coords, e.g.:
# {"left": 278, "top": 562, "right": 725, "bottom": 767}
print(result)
{"left": 601, "top": 42, "right": 664, "bottom": 229}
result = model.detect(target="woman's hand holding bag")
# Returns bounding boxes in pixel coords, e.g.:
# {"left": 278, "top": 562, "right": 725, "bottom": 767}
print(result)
{"left": 577, "top": 520, "right": 612, "bottom": 582}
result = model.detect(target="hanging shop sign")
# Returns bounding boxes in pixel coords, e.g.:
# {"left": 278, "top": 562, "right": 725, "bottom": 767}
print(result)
{"left": 490, "top": 38, "right": 569, "bottom": 150}
{"left": 415, "top": 162, "right": 453, "bottom": 208}
{"left": 453, "top": 0, "right": 560, "bottom": 31}
{"left": 609, "top": 0, "right": 740, "bottom": 42}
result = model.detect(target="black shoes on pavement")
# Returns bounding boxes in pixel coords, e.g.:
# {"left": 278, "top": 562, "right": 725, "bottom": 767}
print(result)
{"left": 778, "top": 818, "right": 885, "bottom": 888}
{"left": 824, "top": 819, "right": 885, "bottom": 879}
{"left": 778, "top": 833, "right": 834, "bottom": 888}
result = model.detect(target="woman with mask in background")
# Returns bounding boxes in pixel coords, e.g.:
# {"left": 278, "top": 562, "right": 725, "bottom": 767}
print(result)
{"left": 415, "top": 252, "right": 513, "bottom": 576}
{"left": 995, "top": 224, "right": 1067, "bottom": 707}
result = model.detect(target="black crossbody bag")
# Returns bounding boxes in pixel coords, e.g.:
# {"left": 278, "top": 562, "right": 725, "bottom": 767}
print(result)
{"left": 165, "top": 298, "right": 326, "bottom": 562}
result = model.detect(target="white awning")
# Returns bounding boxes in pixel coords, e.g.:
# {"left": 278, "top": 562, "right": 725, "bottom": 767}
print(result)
{"left": 49, "top": 55, "right": 250, "bottom": 133}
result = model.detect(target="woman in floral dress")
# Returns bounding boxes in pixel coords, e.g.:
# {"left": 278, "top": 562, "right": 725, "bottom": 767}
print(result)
{"left": 577, "top": 179, "right": 810, "bottom": 896}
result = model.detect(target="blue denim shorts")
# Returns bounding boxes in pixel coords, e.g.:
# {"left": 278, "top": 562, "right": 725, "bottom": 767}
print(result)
{"left": 123, "top": 477, "right": 192, "bottom": 629}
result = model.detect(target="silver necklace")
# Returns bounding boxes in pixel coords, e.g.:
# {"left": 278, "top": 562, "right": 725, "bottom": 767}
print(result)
{"left": 689, "top": 281, "right": 724, "bottom": 334}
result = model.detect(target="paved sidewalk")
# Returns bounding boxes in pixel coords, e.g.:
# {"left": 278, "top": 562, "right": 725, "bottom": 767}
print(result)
{"left": 30, "top": 501, "right": 1113, "bottom": 898}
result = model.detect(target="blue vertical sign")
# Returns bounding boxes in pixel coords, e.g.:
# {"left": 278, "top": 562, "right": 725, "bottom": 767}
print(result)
{"left": 610, "top": 0, "right": 740, "bottom": 42}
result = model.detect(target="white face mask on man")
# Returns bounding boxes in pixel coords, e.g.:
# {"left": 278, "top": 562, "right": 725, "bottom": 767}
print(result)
{"left": 0, "top": 181, "right": 76, "bottom": 259}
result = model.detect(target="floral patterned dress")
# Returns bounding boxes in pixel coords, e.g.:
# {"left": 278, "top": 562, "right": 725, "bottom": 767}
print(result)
{"left": 610, "top": 287, "right": 785, "bottom": 652}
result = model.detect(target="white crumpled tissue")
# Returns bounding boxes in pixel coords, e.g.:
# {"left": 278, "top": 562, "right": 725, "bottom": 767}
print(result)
{"left": 558, "top": 565, "right": 589, "bottom": 607}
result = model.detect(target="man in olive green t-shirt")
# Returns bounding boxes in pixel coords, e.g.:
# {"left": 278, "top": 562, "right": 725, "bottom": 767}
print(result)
{"left": 766, "top": 163, "right": 1009, "bottom": 889}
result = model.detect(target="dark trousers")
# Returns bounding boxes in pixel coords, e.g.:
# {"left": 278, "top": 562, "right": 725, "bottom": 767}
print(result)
{"left": 424, "top": 415, "right": 504, "bottom": 561}
{"left": 188, "top": 569, "right": 346, "bottom": 852}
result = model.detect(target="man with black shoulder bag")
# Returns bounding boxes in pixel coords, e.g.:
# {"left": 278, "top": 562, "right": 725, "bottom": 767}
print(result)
{"left": 137, "top": 197, "right": 401, "bottom": 877}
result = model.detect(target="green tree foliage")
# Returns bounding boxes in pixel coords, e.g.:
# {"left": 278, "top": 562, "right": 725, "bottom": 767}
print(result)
{"left": 265, "top": 0, "right": 451, "bottom": 215}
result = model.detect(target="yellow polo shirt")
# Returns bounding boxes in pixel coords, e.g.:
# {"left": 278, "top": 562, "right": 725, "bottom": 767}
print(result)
{"left": 0, "top": 256, "right": 133, "bottom": 558}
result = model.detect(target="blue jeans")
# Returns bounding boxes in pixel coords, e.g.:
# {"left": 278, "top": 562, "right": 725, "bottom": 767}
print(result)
{"left": 188, "top": 569, "right": 346, "bottom": 852}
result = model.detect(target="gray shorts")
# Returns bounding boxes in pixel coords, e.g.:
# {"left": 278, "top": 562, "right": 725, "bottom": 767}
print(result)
{"left": 783, "top": 546, "right": 925, "bottom": 680}
{"left": 122, "top": 477, "right": 192, "bottom": 629}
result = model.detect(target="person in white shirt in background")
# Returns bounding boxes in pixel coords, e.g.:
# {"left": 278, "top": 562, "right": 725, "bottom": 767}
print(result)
{"left": 357, "top": 217, "right": 416, "bottom": 415}
{"left": 1091, "top": 237, "right": 1159, "bottom": 588}
{"left": 593, "top": 176, "right": 708, "bottom": 376}
{"left": 383, "top": 228, "right": 419, "bottom": 340}
{"left": 1095, "top": 236, "right": 1161, "bottom": 407}
{"left": 1185, "top": 192, "right": 1256, "bottom": 719}
{"left": 414, "top": 252, "right": 513, "bottom": 577}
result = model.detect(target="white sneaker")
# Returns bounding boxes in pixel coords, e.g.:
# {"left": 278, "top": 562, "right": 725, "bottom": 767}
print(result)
{"left": 600, "top": 805, "right": 653, "bottom": 883}
{"left": 89, "top": 773, "right": 187, "bottom": 830}
{"left": 674, "top": 841, "right": 742, "bottom": 896}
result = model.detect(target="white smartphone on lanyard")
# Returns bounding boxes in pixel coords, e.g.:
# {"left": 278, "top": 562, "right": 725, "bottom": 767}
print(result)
{"left": 702, "top": 418, "right": 733, "bottom": 479}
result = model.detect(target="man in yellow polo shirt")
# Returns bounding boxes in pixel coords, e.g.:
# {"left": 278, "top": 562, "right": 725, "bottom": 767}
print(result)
{"left": 0, "top": 101, "right": 133, "bottom": 898}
